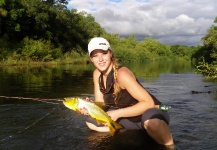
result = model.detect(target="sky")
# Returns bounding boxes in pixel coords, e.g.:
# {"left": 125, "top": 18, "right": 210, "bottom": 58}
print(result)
{"left": 67, "top": 0, "right": 217, "bottom": 46}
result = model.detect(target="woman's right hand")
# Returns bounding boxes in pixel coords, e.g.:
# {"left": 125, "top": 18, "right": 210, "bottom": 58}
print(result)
{"left": 79, "top": 97, "right": 92, "bottom": 115}
{"left": 79, "top": 107, "right": 89, "bottom": 115}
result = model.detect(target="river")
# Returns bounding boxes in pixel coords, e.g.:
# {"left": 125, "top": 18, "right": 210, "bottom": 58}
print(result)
{"left": 0, "top": 61, "right": 216, "bottom": 150}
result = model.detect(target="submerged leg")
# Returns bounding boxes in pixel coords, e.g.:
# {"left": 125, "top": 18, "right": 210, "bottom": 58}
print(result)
{"left": 144, "top": 118, "right": 174, "bottom": 145}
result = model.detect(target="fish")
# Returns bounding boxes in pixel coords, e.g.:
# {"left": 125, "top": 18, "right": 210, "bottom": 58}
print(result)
{"left": 63, "top": 97, "right": 122, "bottom": 135}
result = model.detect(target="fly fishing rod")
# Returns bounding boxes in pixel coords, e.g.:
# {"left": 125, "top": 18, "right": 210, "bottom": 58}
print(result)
{"left": 0, "top": 95, "right": 63, "bottom": 104}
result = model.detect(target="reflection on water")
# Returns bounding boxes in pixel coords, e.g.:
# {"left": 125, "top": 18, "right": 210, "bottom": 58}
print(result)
{"left": 125, "top": 60, "right": 194, "bottom": 78}
{"left": 0, "top": 64, "right": 95, "bottom": 98}
{"left": 0, "top": 61, "right": 217, "bottom": 150}
{"left": 85, "top": 130, "right": 176, "bottom": 150}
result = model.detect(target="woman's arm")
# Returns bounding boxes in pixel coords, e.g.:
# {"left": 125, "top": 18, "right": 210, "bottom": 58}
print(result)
{"left": 107, "top": 67, "right": 155, "bottom": 121}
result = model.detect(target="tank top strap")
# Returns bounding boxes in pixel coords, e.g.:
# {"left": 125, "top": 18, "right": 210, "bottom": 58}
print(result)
{"left": 99, "top": 69, "right": 114, "bottom": 94}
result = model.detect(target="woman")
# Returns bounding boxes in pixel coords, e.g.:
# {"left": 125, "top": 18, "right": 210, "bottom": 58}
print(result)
{"left": 84, "top": 37, "right": 174, "bottom": 146}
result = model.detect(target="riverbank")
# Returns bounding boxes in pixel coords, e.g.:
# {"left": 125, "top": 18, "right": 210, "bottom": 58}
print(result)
{"left": 0, "top": 58, "right": 90, "bottom": 67}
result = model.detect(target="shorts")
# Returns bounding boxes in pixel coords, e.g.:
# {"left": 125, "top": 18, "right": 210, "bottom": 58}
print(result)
{"left": 85, "top": 108, "right": 170, "bottom": 130}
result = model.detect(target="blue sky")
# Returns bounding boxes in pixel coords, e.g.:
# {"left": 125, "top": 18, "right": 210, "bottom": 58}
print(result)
{"left": 68, "top": 0, "right": 217, "bottom": 46}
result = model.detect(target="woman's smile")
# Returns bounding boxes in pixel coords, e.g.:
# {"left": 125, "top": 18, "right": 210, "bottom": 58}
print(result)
{"left": 99, "top": 62, "right": 105, "bottom": 66}
{"left": 90, "top": 50, "right": 112, "bottom": 73}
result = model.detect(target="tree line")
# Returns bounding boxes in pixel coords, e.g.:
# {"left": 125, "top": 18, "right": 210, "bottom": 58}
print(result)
{"left": 0, "top": 0, "right": 106, "bottom": 63}
{"left": 0, "top": 0, "right": 216, "bottom": 79}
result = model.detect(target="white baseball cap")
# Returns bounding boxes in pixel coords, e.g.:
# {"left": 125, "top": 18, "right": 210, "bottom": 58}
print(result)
{"left": 88, "top": 37, "right": 111, "bottom": 56}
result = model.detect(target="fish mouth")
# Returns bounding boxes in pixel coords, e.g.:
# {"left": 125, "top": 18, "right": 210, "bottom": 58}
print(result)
{"left": 62, "top": 99, "right": 67, "bottom": 104}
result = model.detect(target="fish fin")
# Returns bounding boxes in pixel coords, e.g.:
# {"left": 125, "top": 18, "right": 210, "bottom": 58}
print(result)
{"left": 113, "top": 121, "right": 122, "bottom": 130}
{"left": 109, "top": 124, "right": 118, "bottom": 136}
{"left": 75, "top": 109, "right": 81, "bottom": 114}
{"left": 108, "top": 121, "right": 122, "bottom": 136}
{"left": 108, "top": 126, "right": 115, "bottom": 136}
{"left": 96, "top": 120, "right": 106, "bottom": 125}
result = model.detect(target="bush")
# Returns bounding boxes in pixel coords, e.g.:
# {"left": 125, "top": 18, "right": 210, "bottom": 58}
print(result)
{"left": 196, "top": 58, "right": 217, "bottom": 80}
{"left": 20, "top": 37, "right": 61, "bottom": 61}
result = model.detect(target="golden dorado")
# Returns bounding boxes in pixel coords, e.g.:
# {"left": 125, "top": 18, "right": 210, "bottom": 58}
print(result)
{"left": 63, "top": 97, "right": 122, "bottom": 135}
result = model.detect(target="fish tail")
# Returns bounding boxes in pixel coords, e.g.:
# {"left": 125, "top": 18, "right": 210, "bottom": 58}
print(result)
{"left": 109, "top": 125, "right": 116, "bottom": 136}
{"left": 109, "top": 121, "right": 122, "bottom": 136}
{"left": 113, "top": 121, "right": 122, "bottom": 130}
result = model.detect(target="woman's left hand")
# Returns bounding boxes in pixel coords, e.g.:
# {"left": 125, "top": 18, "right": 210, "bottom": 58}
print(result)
{"left": 106, "top": 109, "right": 122, "bottom": 121}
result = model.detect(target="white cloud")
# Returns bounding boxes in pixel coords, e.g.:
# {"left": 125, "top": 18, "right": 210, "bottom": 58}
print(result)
{"left": 68, "top": 0, "right": 217, "bottom": 46}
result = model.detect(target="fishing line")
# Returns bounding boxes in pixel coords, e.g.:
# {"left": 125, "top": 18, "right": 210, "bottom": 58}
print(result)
{"left": 0, "top": 95, "right": 63, "bottom": 142}
{"left": 0, "top": 95, "right": 63, "bottom": 104}
{"left": 0, "top": 95, "right": 127, "bottom": 106}
{"left": 0, "top": 106, "right": 58, "bottom": 142}
{"left": 0, "top": 95, "right": 63, "bottom": 101}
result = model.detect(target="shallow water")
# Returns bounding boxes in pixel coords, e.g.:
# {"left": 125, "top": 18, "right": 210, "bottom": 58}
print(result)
{"left": 0, "top": 62, "right": 217, "bottom": 150}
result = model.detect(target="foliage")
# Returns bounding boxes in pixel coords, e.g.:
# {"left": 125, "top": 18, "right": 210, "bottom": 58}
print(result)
{"left": 192, "top": 16, "right": 217, "bottom": 80}
{"left": 0, "top": 0, "right": 196, "bottom": 65}
{"left": 20, "top": 37, "right": 62, "bottom": 61}
{"left": 170, "top": 45, "right": 195, "bottom": 61}
{"left": 196, "top": 58, "right": 217, "bottom": 80}
{"left": 113, "top": 36, "right": 193, "bottom": 63}
{"left": 0, "top": 0, "right": 106, "bottom": 55}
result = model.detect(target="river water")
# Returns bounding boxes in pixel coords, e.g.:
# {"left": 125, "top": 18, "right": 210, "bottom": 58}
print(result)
{"left": 0, "top": 61, "right": 216, "bottom": 150}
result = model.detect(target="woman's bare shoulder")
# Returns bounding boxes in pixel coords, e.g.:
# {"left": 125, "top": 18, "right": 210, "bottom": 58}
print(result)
{"left": 117, "top": 67, "right": 134, "bottom": 77}
{"left": 117, "top": 67, "right": 136, "bottom": 88}
{"left": 93, "top": 69, "right": 100, "bottom": 76}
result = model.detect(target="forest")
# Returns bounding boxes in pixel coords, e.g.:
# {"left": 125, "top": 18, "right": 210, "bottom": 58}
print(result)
{"left": 0, "top": 0, "right": 216, "bottom": 79}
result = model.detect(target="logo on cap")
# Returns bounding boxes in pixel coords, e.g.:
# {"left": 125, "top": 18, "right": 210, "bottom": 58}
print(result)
{"left": 99, "top": 43, "right": 106, "bottom": 45}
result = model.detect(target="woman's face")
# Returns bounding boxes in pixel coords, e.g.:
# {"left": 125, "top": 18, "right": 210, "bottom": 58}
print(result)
{"left": 90, "top": 49, "right": 113, "bottom": 73}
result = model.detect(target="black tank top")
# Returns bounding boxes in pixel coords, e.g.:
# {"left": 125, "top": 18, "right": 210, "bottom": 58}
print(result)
{"left": 99, "top": 66, "right": 161, "bottom": 109}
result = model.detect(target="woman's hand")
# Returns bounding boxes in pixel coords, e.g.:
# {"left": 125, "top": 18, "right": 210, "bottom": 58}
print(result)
{"left": 79, "top": 97, "right": 92, "bottom": 115}
{"left": 106, "top": 109, "right": 122, "bottom": 121}
{"left": 79, "top": 107, "right": 89, "bottom": 115}
{"left": 85, "top": 97, "right": 90, "bottom": 101}
{"left": 86, "top": 122, "right": 110, "bottom": 132}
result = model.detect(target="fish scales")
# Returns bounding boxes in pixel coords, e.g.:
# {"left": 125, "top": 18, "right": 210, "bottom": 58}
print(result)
{"left": 63, "top": 97, "right": 122, "bottom": 135}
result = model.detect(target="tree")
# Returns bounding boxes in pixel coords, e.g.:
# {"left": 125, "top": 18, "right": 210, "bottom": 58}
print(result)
{"left": 42, "top": 0, "right": 69, "bottom": 5}
{"left": 0, "top": 0, "right": 107, "bottom": 55}
{"left": 194, "top": 16, "right": 217, "bottom": 79}
{"left": 202, "top": 16, "right": 217, "bottom": 63}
